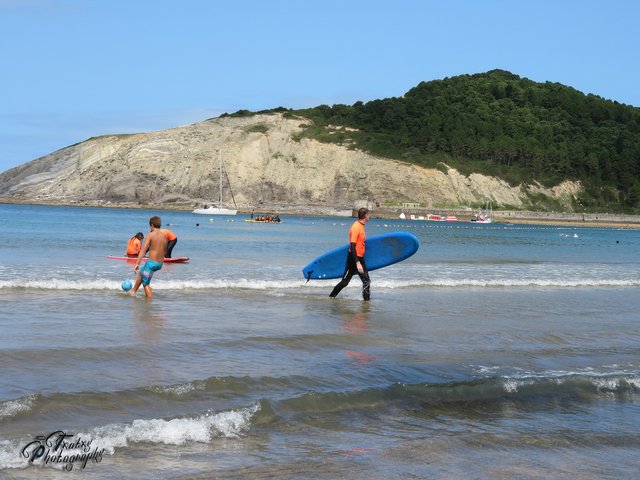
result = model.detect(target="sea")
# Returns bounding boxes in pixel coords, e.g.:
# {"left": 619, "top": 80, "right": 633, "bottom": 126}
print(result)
{"left": 0, "top": 203, "right": 639, "bottom": 479}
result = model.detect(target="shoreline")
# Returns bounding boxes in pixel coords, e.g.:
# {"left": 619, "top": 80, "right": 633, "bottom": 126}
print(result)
{"left": 493, "top": 217, "right": 640, "bottom": 229}
{"left": 2, "top": 198, "right": 640, "bottom": 229}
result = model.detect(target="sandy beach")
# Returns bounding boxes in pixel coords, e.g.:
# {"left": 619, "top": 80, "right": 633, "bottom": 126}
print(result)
{"left": 495, "top": 217, "right": 640, "bottom": 229}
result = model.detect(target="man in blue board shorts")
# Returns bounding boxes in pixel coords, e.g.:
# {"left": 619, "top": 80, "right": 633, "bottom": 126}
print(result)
{"left": 140, "top": 259, "right": 163, "bottom": 286}
{"left": 129, "top": 215, "right": 168, "bottom": 300}
{"left": 330, "top": 207, "right": 371, "bottom": 300}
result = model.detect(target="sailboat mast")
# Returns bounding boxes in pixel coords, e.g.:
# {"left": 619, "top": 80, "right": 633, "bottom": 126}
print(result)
{"left": 219, "top": 149, "right": 223, "bottom": 205}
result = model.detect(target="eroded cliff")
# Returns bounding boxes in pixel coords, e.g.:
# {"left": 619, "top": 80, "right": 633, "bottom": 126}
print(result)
{"left": 0, "top": 113, "right": 581, "bottom": 211}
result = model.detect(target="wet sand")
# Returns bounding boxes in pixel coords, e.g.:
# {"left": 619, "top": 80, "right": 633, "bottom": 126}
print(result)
{"left": 494, "top": 217, "right": 640, "bottom": 229}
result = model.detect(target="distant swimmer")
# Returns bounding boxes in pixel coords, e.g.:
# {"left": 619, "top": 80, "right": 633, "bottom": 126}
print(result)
{"left": 126, "top": 232, "right": 144, "bottom": 257}
{"left": 160, "top": 228, "right": 178, "bottom": 258}
{"left": 329, "top": 207, "right": 371, "bottom": 301}
{"left": 130, "top": 216, "right": 168, "bottom": 300}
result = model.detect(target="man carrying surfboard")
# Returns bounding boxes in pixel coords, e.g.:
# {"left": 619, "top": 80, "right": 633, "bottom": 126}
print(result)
{"left": 129, "top": 216, "right": 167, "bottom": 300}
{"left": 330, "top": 207, "right": 371, "bottom": 301}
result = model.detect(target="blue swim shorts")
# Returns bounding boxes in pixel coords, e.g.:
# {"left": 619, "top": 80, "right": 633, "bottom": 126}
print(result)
{"left": 140, "top": 259, "right": 163, "bottom": 286}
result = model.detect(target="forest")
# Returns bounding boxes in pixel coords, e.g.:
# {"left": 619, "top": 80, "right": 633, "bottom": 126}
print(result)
{"left": 231, "top": 70, "right": 640, "bottom": 212}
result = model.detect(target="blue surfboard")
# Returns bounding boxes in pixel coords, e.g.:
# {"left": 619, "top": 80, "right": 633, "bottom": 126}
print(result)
{"left": 302, "top": 232, "right": 419, "bottom": 280}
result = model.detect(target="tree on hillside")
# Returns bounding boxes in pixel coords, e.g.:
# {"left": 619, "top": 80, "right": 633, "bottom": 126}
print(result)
{"left": 292, "top": 70, "right": 640, "bottom": 211}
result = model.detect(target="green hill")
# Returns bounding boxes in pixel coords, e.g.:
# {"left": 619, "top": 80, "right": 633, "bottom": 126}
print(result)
{"left": 233, "top": 70, "right": 640, "bottom": 212}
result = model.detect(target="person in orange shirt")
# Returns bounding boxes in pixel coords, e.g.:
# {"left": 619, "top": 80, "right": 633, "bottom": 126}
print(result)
{"left": 160, "top": 228, "right": 178, "bottom": 258}
{"left": 330, "top": 207, "right": 371, "bottom": 300}
{"left": 125, "top": 232, "right": 144, "bottom": 257}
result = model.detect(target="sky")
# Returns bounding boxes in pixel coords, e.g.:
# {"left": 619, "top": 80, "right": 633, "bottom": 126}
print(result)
{"left": 0, "top": 0, "right": 639, "bottom": 173}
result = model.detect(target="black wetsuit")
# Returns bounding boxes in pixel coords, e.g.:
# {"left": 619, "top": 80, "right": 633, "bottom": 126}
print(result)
{"left": 166, "top": 238, "right": 177, "bottom": 258}
{"left": 329, "top": 242, "right": 371, "bottom": 300}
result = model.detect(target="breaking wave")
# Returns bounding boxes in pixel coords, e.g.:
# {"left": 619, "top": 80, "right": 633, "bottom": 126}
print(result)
{"left": 0, "top": 403, "right": 260, "bottom": 470}
{"left": 1, "top": 277, "right": 639, "bottom": 292}
{"left": 2, "top": 369, "right": 638, "bottom": 470}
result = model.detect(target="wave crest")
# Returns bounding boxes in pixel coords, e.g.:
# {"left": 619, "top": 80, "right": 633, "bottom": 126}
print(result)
{"left": 0, "top": 403, "right": 260, "bottom": 470}
{"left": 0, "top": 395, "right": 37, "bottom": 419}
{"left": 1, "top": 277, "right": 639, "bottom": 291}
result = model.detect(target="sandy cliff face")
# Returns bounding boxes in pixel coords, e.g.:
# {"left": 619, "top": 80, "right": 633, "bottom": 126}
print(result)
{"left": 0, "top": 113, "right": 581, "bottom": 210}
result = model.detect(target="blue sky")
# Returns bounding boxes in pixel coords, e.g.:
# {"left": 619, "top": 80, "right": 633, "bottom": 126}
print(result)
{"left": 1, "top": 0, "right": 638, "bottom": 173}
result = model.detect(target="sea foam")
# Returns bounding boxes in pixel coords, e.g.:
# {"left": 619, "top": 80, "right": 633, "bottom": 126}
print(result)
{"left": 0, "top": 403, "right": 260, "bottom": 470}
{"left": 89, "top": 402, "right": 259, "bottom": 451}
{"left": 1, "top": 277, "right": 639, "bottom": 292}
{"left": 0, "top": 395, "right": 37, "bottom": 419}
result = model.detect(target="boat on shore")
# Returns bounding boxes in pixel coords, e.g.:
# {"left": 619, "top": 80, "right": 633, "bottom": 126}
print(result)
{"left": 193, "top": 150, "right": 238, "bottom": 216}
{"left": 400, "top": 212, "right": 447, "bottom": 221}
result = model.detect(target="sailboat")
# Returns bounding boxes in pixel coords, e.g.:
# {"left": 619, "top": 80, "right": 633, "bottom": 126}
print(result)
{"left": 470, "top": 199, "right": 493, "bottom": 223}
{"left": 192, "top": 150, "right": 238, "bottom": 216}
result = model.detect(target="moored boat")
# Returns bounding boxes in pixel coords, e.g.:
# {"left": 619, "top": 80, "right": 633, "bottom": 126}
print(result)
{"left": 193, "top": 205, "right": 237, "bottom": 216}
{"left": 193, "top": 150, "right": 238, "bottom": 216}
{"left": 245, "top": 214, "right": 282, "bottom": 223}
{"left": 470, "top": 199, "right": 493, "bottom": 223}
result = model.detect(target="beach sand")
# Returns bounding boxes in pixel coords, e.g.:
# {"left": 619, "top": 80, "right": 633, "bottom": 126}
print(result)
{"left": 494, "top": 217, "right": 640, "bottom": 229}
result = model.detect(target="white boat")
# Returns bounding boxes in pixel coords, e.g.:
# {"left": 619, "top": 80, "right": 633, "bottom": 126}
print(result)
{"left": 193, "top": 150, "right": 238, "bottom": 216}
{"left": 192, "top": 205, "right": 237, "bottom": 216}
{"left": 470, "top": 199, "right": 493, "bottom": 223}
{"left": 472, "top": 215, "right": 492, "bottom": 224}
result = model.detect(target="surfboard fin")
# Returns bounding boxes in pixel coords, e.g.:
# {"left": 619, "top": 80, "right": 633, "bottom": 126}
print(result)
{"left": 305, "top": 270, "right": 313, "bottom": 283}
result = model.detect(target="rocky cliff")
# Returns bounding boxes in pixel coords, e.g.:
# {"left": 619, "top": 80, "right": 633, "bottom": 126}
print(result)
{"left": 0, "top": 113, "right": 582, "bottom": 211}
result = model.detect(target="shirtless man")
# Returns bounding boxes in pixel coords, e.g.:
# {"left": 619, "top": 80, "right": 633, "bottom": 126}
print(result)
{"left": 129, "top": 216, "right": 168, "bottom": 300}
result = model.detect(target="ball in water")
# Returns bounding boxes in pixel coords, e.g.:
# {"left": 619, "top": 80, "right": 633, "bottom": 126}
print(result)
{"left": 121, "top": 279, "right": 133, "bottom": 292}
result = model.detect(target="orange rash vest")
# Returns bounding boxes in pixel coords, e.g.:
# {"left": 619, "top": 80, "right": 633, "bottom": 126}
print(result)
{"left": 161, "top": 229, "right": 177, "bottom": 241}
{"left": 349, "top": 220, "right": 366, "bottom": 257}
{"left": 126, "top": 237, "right": 141, "bottom": 255}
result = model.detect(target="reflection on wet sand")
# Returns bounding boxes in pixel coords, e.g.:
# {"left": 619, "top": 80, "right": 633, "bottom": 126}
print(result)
{"left": 337, "top": 302, "right": 376, "bottom": 367}
{"left": 132, "top": 299, "right": 167, "bottom": 345}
